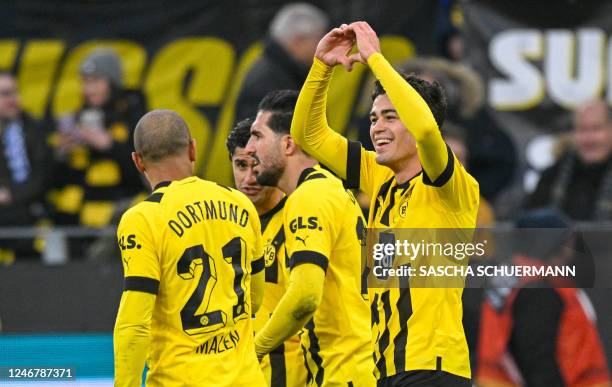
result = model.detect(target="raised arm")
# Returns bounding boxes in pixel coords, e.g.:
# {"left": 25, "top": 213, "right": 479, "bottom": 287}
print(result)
{"left": 291, "top": 27, "right": 357, "bottom": 181}
{"left": 348, "top": 22, "right": 449, "bottom": 181}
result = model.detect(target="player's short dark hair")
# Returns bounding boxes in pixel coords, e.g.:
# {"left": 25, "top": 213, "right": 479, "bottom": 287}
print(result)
{"left": 134, "top": 109, "right": 191, "bottom": 162}
{"left": 226, "top": 117, "right": 254, "bottom": 159}
{"left": 257, "top": 89, "right": 299, "bottom": 135}
{"left": 372, "top": 73, "right": 447, "bottom": 128}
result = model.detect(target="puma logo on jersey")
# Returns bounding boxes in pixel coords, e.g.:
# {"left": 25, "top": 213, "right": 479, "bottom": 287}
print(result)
{"left": 122, "top": 256, "right": 132, "bottom": 269}
{"left": 295, "top": 235, "right": 309, "bottom": 246}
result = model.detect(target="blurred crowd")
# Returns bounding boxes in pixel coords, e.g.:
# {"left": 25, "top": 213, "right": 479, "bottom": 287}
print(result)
{"left": 1, "top": 1, "right": 611, "bottom": 258}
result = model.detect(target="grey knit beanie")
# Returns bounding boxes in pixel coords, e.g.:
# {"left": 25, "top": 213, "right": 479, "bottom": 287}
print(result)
{"left": 80, "top": 49, "right": 123, "bottom": 87}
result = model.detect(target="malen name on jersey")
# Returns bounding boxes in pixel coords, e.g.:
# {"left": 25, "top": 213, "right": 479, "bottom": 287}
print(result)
{"left": 168, "top": 200, "right": 250, "bottom": 237}
{"left": 194, "top": 329, "right": 240, "bottom": 355}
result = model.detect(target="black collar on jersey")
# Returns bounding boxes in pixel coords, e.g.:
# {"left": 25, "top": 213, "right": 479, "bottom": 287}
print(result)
{"left": 260, "top": 196, "right": 287, "bottom": 233}
{"left": 154, "top": 181, "right": 172, "bottom": 190}
{"left": 296, "top": 166, "right": 327, "bottom": 188}
{"left": 375, "top": 171, "right": 422, "bottom": 226}
{"left": 396, "top": 170, "right": 423, "bottom": 190}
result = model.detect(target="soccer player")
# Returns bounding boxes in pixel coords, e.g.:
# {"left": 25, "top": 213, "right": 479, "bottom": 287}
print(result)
{"left": 245, "top": 90, "right": 375, "bottom": 386}
{"left": 291, "top": 22, "right": 479, "bottom": 386}
{"left": 226, "top": 118, "right": 307, "bottom": 386}
{"left": 113, "top": 110, "right": 266, "bottom": 387}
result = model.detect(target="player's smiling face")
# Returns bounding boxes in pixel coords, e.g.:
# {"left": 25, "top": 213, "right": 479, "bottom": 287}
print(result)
{"left": 245, "top": 110, "right": 286, "bottom": 187}
{"left": 231, "top": 147, "right": 276, "bottom": 208}
{"left": 370, "top": 94, "right": 417, "bottom": 170}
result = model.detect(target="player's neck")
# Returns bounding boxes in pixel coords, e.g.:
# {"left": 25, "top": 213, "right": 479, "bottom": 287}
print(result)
{"left": 256, "top": 189, "right": 284, "bottom": 216}
{"left": 393, "top": 155, "right": 422, "bottom": 185}
{"left": 277, "top": 154, "right": 318, "bottom": 195}
{"left": 145, "top": 158, "right": 194, "bottom": 191}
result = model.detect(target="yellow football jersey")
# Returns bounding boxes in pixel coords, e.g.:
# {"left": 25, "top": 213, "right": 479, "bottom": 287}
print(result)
{"left": 284, "top": 166, "right": 375, "bottom": 386}
{"left": 290, "top": 54, "right": 480, "bottom": 381}
{"left": 117, "top": 176, "right": 266, "bottom": 386}
{"left": 253, "top": 197, "right": 307, "bottom": 387}
{"left": 346, "top": 141, "right": 479, "bottom": 380}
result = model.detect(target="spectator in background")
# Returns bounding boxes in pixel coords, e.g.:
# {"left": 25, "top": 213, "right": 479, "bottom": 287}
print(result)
{"left": 527, "top": 99, "right": 612, "bottom": 221}
{"left": 0, "top": 71, "right": 52, "bottom": 262}
{"left": 234, "top": 3, "right": 328, "bottom": 122}
{"left": 477, "top": 209, "right": 610, "bottom": 387}
{"left": 50, "top": 49, "right": 146, "bottom": 229}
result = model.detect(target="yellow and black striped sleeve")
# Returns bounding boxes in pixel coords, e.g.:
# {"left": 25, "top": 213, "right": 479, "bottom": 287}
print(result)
{"left": 117, "top": 206, "right": 160, "bottom": 294}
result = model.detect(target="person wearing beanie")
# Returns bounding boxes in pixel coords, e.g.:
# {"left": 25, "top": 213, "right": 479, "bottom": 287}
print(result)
{"left": 79, "top": 48, "right": 124, "bottom": 108}
{"left": 50, "top": 48, "right": 147, "bottom": 250}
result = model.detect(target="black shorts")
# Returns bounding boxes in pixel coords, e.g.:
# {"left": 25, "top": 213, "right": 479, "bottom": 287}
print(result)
{"left": 377, "top": 370, "right": 471, "bottom": 387}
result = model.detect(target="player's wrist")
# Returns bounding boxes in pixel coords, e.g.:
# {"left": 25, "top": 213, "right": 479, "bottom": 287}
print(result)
{"left": 366, "top": 51, "right": 384, "bottom": 66}
{"left": 253, "top": 337, "right": 268, "bottom": 358}
{"left": 311, "top": 57, "right": 334, "bottom": 79}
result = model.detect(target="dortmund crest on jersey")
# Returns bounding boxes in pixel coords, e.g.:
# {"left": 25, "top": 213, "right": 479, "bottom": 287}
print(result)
{"left": 399, "top": 201, "right": 409, "bottom": 218}
{"left": 264, "top": 242, "right": 276, "bottom": 267}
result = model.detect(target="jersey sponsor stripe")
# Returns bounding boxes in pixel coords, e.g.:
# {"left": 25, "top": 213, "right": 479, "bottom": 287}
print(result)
{"left": 377, "top": 290, "right": 392, "bottom": 378}
{"left": 265, "top": 227, "right": 285, "bottom": 283}
{"left": 251, "top": 256, "right": 265, "bottom": 274}
{"left": 370, "top": 292, "right": 380, "bottom": 365}
{"left": 301, "top": 343, "right": 314, "bottom": 384}
{"left": 305, "top": 319, "right": 325, "bottom": 386}
{"left": 260, "top": 197, "right": 286, "bottom": 233}
{"left": 124, "top": 276, "right": 160, "bottom": 295}
{"left": 373, "top": 177, "right": 394, "bottom": 227}
{"left": 393, "top": 272, "right": 413, "bottom": 373}
{"left": 346, "top": 140, "right": 362, "bottom": 189}
{"left": 270, "top": 343, "right": 287, "bottom": 387}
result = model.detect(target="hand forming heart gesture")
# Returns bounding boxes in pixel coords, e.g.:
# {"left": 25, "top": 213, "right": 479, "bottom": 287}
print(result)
{"left": 315, "top": 21, "right": 382, "bottom": 72}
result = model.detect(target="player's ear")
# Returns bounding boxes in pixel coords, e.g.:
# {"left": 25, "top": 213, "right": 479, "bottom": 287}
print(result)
{"left": 132, "top": 152, "right": 146, "bottom": 173}
{"left": 284, "top": 134, "right": 298, "bottom": 155}
{"left": 189, "top": 138, "right": 197, "bottom": 162}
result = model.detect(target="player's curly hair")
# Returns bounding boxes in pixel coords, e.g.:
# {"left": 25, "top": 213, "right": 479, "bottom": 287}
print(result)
{"left": 226, "top": 117, "right": 254, "bottom": 159}
{"left": 372, "top": 73, "right": 447, "bottom": 128}
{"left": 257, "top": 89, "right": 299, "bottom": 135}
